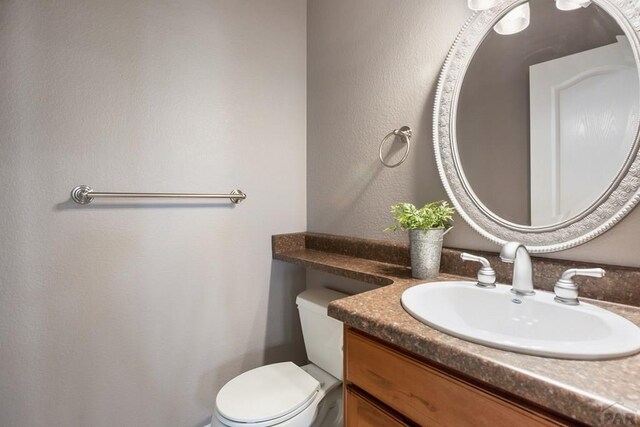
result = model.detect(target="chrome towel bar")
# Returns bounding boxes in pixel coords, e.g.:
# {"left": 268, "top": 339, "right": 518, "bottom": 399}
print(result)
{"left": 71, "top": 185, "right": 246, "bottom": 205}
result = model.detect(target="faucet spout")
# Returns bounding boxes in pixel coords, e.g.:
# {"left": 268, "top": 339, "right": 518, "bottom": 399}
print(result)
{"left": 500, "top": 242, "right": 535, "bottom": 296}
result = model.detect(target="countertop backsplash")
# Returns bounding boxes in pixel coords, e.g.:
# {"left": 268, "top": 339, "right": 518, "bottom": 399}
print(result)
{"left": 274, "top": 232, "right": 640, "bottom": 307}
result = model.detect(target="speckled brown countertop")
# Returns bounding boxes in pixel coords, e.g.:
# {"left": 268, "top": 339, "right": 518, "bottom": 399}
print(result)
{"left": 273, "top": 232, "right": 640, "bottom": 426}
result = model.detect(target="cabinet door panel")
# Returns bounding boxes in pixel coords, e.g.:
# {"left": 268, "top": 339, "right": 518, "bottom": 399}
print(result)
{"left": 345, "top": 387, "right": 411, "bottom": 427}
{"left": 345, "top": 328, "right": 565, "bottom": 427}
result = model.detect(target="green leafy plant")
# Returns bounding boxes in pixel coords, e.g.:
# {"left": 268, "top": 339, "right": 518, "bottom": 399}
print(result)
{"left": 385, "top": 201, "right": 455, "bottom": 231}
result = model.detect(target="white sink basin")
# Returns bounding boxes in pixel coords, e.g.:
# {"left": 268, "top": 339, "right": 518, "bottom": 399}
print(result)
{"left": 401, "top": 281, "right": 640, "bottom": 360}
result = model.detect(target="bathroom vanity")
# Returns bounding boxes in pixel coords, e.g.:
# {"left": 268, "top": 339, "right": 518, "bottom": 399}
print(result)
{"left": 273, "top": 232, "right": 640, "bottom": 426}
{"left": 343, "top": 327, "right": 566, "bottom": 426}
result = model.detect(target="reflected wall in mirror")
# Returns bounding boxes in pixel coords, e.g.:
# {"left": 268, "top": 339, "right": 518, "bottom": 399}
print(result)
{"left": 457, "top": 0, "right": 639, "bottom": 227}
{"left": 434, "top": 0, "right": 640, "bottom": 252}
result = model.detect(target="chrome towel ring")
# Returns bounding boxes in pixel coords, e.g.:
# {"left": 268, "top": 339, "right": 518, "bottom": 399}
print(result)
{"left": 378, "top": 126, "right": 412, "bottom": 168}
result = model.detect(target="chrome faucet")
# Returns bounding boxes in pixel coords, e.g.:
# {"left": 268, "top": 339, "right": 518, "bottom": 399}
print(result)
{"left": 499, "top": 242, "right": 535, "bottom": 296}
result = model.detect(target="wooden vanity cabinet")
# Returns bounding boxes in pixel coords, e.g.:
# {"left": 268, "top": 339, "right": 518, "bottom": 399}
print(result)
{"left": 343, "top": 327, "right": 574, "bottom": 427}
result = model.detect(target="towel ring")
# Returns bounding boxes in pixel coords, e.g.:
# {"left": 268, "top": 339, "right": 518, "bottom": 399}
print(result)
{"left": 379, "top": 126, "right": 412, "bottom": 168}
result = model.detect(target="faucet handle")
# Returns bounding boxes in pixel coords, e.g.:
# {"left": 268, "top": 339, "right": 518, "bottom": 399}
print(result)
{"left": 461, "top": 253, "right": 496, "bottom": 288}
{"left": 554, "top": 268, "right": 606, "bottom": 305}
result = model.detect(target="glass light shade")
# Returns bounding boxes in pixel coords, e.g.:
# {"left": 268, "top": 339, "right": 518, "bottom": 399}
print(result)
{"left": 468, "top": 0, "right": 501, "bottom": 10}
{"left": 493, "top": 3, "right": 531, "bottom": 35}
{"left": 555, "top": 0, "right": 592, "bottom": 11}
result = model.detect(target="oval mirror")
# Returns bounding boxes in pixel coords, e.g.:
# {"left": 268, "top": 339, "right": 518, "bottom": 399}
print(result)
{"left": 434, "top": 0, "right": 640, "bottom": 252}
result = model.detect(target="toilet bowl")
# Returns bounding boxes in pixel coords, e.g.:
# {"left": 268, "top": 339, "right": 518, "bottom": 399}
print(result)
{"left": 211, "top": 288, "right": 346, "bottom": 427}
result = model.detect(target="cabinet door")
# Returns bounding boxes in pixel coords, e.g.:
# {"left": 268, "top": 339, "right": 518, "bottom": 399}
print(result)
{"left": 345, "top": 328, "right": 566, "bottom": 427}
{"left": 345, "top": 387, "right": 411, "bottom": 427}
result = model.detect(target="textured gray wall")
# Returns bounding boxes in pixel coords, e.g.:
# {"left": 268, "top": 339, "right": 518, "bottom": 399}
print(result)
{"left": 307, "top": 0, "right": 640, "bottom": 268}
{"left": 0, "top": 1, "right": 306, "bottom": 426}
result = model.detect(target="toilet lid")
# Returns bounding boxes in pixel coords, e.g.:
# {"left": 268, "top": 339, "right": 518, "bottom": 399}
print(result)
{"left": 216, "top": 362, "right": 320, "bottom": 424}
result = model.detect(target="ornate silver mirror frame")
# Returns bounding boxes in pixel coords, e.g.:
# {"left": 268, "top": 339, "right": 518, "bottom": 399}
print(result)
{"left": 434, "top": 0, "right": 640, "bottom": 253}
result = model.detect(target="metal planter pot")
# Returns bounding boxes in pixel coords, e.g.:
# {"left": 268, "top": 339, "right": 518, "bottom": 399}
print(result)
{"left": 409, "top": 228, "right": 446, "bottom": 280}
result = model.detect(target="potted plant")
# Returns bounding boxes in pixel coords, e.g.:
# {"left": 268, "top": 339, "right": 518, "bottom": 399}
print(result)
{"left": 386, "top": 201, "right": 455, "bottom": 279}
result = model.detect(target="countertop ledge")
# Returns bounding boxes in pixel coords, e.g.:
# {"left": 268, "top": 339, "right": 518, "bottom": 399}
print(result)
{"left": 273, "top": 232, "right": 640, "bottom": 426}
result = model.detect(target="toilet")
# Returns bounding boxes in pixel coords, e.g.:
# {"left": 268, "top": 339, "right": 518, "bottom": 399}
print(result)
{"left": 212, "top": 288, "right": 347, "bottom": 427}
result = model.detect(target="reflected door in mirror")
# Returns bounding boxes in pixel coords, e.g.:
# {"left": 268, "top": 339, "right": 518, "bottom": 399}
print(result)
{"left": 530, "top": 36, "right": 639, "bottom": 226}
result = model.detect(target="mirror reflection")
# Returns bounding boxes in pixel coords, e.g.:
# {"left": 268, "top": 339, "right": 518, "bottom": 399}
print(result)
{"left": 457, "top": 0, "right": 639, "bottom": 227}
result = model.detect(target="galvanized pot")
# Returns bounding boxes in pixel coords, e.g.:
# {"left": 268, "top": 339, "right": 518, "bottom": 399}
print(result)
{"left": 409, "top": 228, "right": 447, "bottom": 279}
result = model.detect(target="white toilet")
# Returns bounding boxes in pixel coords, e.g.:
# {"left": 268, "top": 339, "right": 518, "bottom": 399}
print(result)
{"left": 212, "top": 288, "right": 347, "bottom": 427}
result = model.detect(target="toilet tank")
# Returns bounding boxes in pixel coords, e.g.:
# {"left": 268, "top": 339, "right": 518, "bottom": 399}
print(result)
{"left": 296, "top": 288, "right": 347, "bottom": 380}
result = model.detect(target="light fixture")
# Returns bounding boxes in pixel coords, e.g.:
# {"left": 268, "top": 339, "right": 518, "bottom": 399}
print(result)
{"left": 493, "top": 3, "right": 530, "bottom": 35}
{"left": 555, "top": 0, "right": 592, "bottom": 11}
{"left": 467, "top": 0, "right": 501, "bottom": 10}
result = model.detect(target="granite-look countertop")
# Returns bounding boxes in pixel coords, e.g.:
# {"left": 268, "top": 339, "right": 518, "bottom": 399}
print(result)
{"left": 273, "top": 232, "right": 640, "bottom": 426}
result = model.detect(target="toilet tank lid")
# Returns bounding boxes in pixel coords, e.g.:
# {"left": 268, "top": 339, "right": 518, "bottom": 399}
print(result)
{"left": 216, "top": 362, "right": 319, "bottom": 424}
{"left": 296, "top": 288, "right": 348, "bottom": 315}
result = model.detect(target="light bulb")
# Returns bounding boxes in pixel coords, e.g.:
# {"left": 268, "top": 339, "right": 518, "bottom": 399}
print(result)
{"left": 494, "top": 3, "right": 530, "bottom": 35}
{"left": 555, "top": 0, "right": 592, "bottom": 10}
{"left": 468, "top": 0, "right": 501, "bottom": 10}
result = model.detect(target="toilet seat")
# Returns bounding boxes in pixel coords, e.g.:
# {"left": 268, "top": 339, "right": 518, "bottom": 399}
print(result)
{"left": 213, "top": 391, "right": 319, "bottom": 427}
{"left": 215, "top": 362, "right": 320, "bottom": 427}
